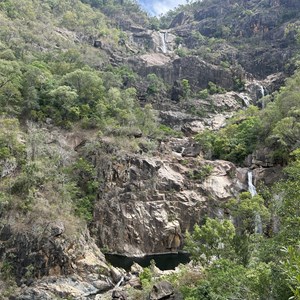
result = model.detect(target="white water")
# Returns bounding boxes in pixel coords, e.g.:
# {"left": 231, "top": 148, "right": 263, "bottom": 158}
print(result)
{"left": 115, "top": 276, "right": 124, "bottom": 288}
{"left": 159, "top": 32, "right": 167, "bottom": 54}
{"left": 254, "top": 213, "right": 263, "bottom": 234}
{"left": 248, "top": 171, "right": 263, "bottom": 234}
{"left": 247, "top": 171, "right": 257, "bottom": 197}
{"left": 259, "top": 85, "right": 266, "bottom": 109}
{"left": 242, "top": 95, "right": 251, "bottom": 107}
{"left": 259, "top": 85, "right": 265, "bottom": 98}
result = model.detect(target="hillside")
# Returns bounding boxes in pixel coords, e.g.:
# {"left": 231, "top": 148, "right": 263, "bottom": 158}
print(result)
{"left": 0, "top": 0, "right": 300, "bottom": 299}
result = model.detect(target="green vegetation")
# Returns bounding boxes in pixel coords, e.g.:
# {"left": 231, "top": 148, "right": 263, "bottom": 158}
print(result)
{"left": 180, "top": 147, "right": 300, "bottom": 299}
{"left": 175, "top": 63, "right": 300, "bottom": 300}
{"left": 195, "top": 69, "right": 300, "bottom": 164}
{"left": 146, "top": 73, "right": 166, "bottom": 96}
{"left": 195, "top": 106, "right": 261, "bottom": 163}
{"left": 66, "top": 157, "right": 98, "bottom": 221}
{"left": 0, "top": 0, "right": 160, "bottom": 233}
{"left": 157, "top": 125, "right": 183, "bottom": 138}
{"left": 0, "top": 0, "right": 156, "bottom": 134}
{"left": 0, "top": 0, "right": 300, "bottom": 299}
{"left": 181, "top": 79, "right": 191, "bottom": 100}
{"left": 188, "top": 164, "right": 213, "bottom": 182}
{"left": 197, "top": 89, "right": 209, "bottom": 99}
{"left": 185, "top": 219, "right": 236, "bottom": 265}
{"left": 207, "top": 81, "right": 226, "bottom": 95}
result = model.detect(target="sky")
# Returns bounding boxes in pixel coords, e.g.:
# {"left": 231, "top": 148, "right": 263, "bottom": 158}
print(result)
{"left": 138, "top": 0, "right": 187, "bottom": 16}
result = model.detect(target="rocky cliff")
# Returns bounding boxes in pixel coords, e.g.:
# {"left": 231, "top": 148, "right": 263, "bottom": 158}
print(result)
{"left": 0, "top": 0, "right": 298, "bottom": 298}
{"left": 89, "top": 137, "right": 245, "bottom": 255}
{"left": 109, "top": 0, "right": 299, "bottom": 107}
{"left": 85, "top": 0, "right": 298, "bottom": 256}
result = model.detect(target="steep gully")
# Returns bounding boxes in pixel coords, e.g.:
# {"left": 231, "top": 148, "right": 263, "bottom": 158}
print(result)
{"left": 92, "top": 25, "right": 281, "bottom": 258}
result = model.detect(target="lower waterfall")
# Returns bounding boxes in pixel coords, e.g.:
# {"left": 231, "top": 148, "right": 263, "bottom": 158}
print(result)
{"left": 248, "top": 171, "right": 263, "bottom": 234}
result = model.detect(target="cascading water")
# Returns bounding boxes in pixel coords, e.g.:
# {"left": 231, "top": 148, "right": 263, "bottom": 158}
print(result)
{"left": 242, "top": 95, "right": 251, "bottom": 107}
{"left": 259, "top": 85, "right": 265, "bottom": 98}
{"left": 159, "top": 32, "right": 167, "bottom": 54}
{"left": 115, "top": 276, "right": 124, "bottom": 288}
{"left": 248, "top": 171, "right": 257, "bottom": 197}
{"left": 248, "top": 171, "right": 263, "bottom": 234}
{"left": 254, "top": 213, "right": 263, "bottom": 235}
{"left": 259, "top": 85, "right": 268, "bottom": 109}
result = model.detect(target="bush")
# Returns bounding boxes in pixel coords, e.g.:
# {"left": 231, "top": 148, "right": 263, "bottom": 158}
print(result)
{"left": 189, "top": 164, "right": 213, "bottom": 182}
{"left": 194, "top": 111, "right": 261, "bottom": 164}
{"left": 198, "top": 89, "right": 209, "bottom": 99}
{"left": 207, "top": 82, "right": 226, "bottom": 94}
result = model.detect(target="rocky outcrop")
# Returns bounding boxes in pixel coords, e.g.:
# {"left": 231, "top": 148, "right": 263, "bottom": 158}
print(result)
{"left": 0, "top": 223, "right": 115, "bottom": 299}
{"left": 125, "top": 29, "right": 177, "bottom": 54}
{"left": 129, "top": 55, "right": 236, "bottom": 92}
{"left": 90, "top": 138, "right": 245, "bottom": 255}
{"left": 149, "top": 281, "right": 182, "bottom": 300}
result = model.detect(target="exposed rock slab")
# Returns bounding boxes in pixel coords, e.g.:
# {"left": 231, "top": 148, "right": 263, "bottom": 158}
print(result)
{"left": 91, "top": 140, "right": 245, "bottom": 255}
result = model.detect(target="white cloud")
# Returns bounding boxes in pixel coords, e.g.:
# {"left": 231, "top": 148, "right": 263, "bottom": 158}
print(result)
{"left": 140, "top": 0, "right": 187, "bottom": 16}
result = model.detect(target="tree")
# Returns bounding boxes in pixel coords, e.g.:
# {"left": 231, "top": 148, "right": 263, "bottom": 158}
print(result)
{"left": 21, "top": 64, "right": 53, "bottom": 116}
{"left": 0, "top": 59, "right": 22, "bottom": 114}
{"left": 185, "top": 218, "right": 236, "bottom": 265}
{"left": 274, "top": 149, "right": 300, "bottom": 245}
{"left": 181, "top": 79, "right": 191, "bottom": 100}
{"left": 62, "top": 69, "right": 105, "bottom": 106}
{"left": 227, "top": 192, "right": 270, "bottom": 266}
{"left": 48, "top": 85, "right": 79, "bottom": 122}
{"left": 282, "top": 245, "right": 300, "bottom": 299}
{"left": 146, "top": 73, "right": 165, "bottom": 95}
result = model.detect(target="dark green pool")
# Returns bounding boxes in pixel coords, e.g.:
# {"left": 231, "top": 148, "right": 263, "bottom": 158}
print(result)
{"left": 105, "top": 252, "right": 190, "bottom": 271}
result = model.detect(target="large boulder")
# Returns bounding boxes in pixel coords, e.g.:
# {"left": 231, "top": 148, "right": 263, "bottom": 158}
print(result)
{"left": 148, "top": 281, "right": 182, "bottom": 300}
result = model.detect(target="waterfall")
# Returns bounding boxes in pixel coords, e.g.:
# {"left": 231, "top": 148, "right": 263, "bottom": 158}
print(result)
{"left": 247, "top": 171, "right": 257, "bottom": 197}
{"left": 242, "top": 95, "right": 251, "bottom": 107}
{"left": 259, "top": 85, "right": 265, "bottom": 98}
{"left": 114, "top": 276, "right": 124, "bottom": 288}
{"left": 247, "top": 171, "right": 263, "bottom": 234}
{"left": 159, "top": 32, "right": 167, "bottom": 54}
{"left": 181, "top": 147, "right": 185, "bottom": 156}
{"left": 259, "top": 85, "right": 266, "bottom": 109}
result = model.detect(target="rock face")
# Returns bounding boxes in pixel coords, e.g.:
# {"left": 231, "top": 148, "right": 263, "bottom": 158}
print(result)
{"left": 122, "top": 0, "right": 299, "bottom": 95}
{"left": 129, "top": 55, "right": 236, "bottom": 92}
{"left": 91, "top": 139, "right": 245, "bottom": 255}
{"left": 0, "top": 223, "right": 115, "bottom": 299}
{"left": 149, "top": 281, "right": 182, "bottom": 300}
{"left": 129, "top": 30, "right": 176, "bottom": 54}
{"left": 1, "top": 1, "right": 296, "bottom": 297}
{"left": 182, "top": 0, "right": 299, "bottom": 78}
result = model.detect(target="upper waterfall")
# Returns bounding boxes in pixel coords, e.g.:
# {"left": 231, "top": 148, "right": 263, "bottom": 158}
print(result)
{"left": 159, "top": 32, "right": 168, "bottom": 54}
{"left": 259, "top": 85, "right": 265, "bottom": 98}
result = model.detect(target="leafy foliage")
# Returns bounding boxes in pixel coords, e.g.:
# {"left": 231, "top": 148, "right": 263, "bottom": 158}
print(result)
{"left": 0, "top": 0, "right": 157, "bottom": 135}
{"left": 195, "top": 106, "right": 261, "bottom": 163}
{"left": 185, "top": 218, "right": 236, "bottom": 265}
{"left": 184, "top": 148, "right": 300, "bottom": 299}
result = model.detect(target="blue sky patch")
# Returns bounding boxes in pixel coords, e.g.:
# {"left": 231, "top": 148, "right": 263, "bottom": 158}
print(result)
{"left": 138, "top": 0, "right": 187, "bottom": 16}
